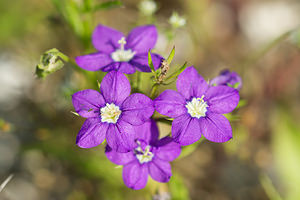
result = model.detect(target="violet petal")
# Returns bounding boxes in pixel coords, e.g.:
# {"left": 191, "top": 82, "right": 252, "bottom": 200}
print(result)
{"left": 105, "top": 145, "right": 135, "bottom": 165}
{"left": 155, "top": 137, "right": 181, "bottom": 161}
{"left": 76, "top": 118, "right": 108, "bottom": 148}
{"left": 154, "top": 90, "right": 186, "bottom": 118}
{"left": 130, "top": 53, "right": 163, "bottom": 72}
{"left": 125, "top": 25, "right": 158, "bottom": 53}
{"left": 205, "top": 86, "right": 239, "bottom": 114}
{"left": 123, "top": 161, "right": 148, "bottom": 190}
{"left": 100, "top": 71, "right": 131, "bottom": 105}
{"left": 134, "top": 119, "right": 159, "bottom": 144}
{"left": 172, "top": 114, "right": 201, "bottom": 146}
{"left": 121, "top": 93, "right": 154, "bottom": 126}
{"left": 75, "top": 52, "right": 113, "bottom": 71}
{"left": 148, "top": 157, "right": 172, "bottom": 182}
{"left": 72, "top": 89, "right": 105, "bottom": 118}
{"left": 92, "top": 25, "right": 124, "bottom": 53}
{"left": 200, "top": 113, "right": 232, "bottom": 143}
{"left": 106, "top": 120, "right": 136, "bottom": 153}
{"left": 176, "top": 66, "right": 208, "bottom": 100}
{"left": 118, "top": 62, "right": 136, "bottom": 74}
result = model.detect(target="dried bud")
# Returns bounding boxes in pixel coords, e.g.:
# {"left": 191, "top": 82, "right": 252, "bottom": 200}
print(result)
{"left": 158, "top": 60, "right": 169, "bottom": 82}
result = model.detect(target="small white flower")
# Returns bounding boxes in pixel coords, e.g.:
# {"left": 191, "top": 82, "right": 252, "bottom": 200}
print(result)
{"left": 139, "top": 0, "right": 157, "bottom": 16}
{"left": 169, "top": 12, "right": 186, "bottom": 28}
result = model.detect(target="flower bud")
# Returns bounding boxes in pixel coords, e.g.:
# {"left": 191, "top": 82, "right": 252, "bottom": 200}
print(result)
{"left": 35, "top": 48, "right": 69, "bottom": 78}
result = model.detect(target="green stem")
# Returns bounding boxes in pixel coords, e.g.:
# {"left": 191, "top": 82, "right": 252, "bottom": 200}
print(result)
{"left": 242, "top": 30, "right": 293, "bottom": 68}
{"left": 133, "top": 71, "right": 142, "bottom": 92}
{"left": 260, "top": 174, "right": 283, "bottom": 200}
{"left": 150, "top": 83, "right": 159, "bottom": 99}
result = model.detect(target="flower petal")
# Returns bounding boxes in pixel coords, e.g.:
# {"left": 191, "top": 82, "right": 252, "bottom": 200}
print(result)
{"left": 149, "top": 157, "right": 172, "bottom": 182}
{"left": 123, "top": 161, "right": 148, "bottom": 190}
{"left": 100, "top": 71, "right": 131, "bottom": 105}
{"left": 76, "top": 118, "right": 108, "bottom": 148}
{"left": 105, "top": 145, "right": 135, "bottom": 165}
{"left": 200, "top": 113, "right": 232, "bottom": 143}
{"left": 121, "top": 93, "right": 154, "bottom": 126}
{"left": 172, "top": 114, "right": 201, "bottom": 146}
{"left": 154, "top": 90, "right": 186, "bottom": 118}
{"left": 176, "top": 66, "right": 208, "bottom": 100}
{"left": 135, "top": 119, "right": 159, "bottom": 144}
{"left": 92, "top": 25, "right": 124, "bottom": 53}
{"left": 72, "top": 89, "right": 104, "bottom": 118}
{"left": 205, "top": 86, "right": 239, "bottom": 114}
{"left": 106, "top": 120, "right": 136, "bottom": 153}
{"left": 125, "top": 25, "right": 158, "bottom": 53}
{"left": 75, "top": 52, "right": 113, "bottom": 71}
{"left": 155, "top": 137, "right": 181, "bottom": 161}
{"left": 101, "top": 62, "right": 136, "bottom": 74}
{"left": 118, "top": 62, "right": 136, "bottom": 74}
{"left": 130, "top": 53, "right": 163, "bottom": 72}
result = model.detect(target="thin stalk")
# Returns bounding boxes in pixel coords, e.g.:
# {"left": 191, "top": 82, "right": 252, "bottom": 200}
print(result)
{"left": 150, "top": 83, "right": 159, "bottom": 99}
{"left": 242, "top": 30, "right": 293, "bottom": 68}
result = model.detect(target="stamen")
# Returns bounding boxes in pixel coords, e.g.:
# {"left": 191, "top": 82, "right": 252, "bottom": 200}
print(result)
{"left": 185, "top": 95, "right": 209, "bottom": 119}
{"left": 111, "top": 37, "right": 136, "bottom": 62}
{"left": 135, "top": 143, "right": 154, "bottom": 164}
{"left": 118, "top": 37, "right": 127, "bottom": 50}
{"left": 100, "top": 103, "right": 121, "bottom": 124}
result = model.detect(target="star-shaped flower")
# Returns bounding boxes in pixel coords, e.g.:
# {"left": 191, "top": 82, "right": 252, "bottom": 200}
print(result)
{"left": 72, "top": 71, "right": 154, "bottom": 152}
{"left": 154, "top": 66, "right": 240, "bottom": 145}
{"left": 210, "top": 69, "right": 242, "bottom": 91}
{"left": 105, "top": 119, "right": 181, "bottom": 190}
{"left": 75, "top": 24, "right": 163, "bottom": 74}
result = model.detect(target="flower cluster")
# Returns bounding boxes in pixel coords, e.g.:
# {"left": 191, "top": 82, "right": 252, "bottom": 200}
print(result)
{"left": 72, "top": 24, "right": 241, "bottom": 190}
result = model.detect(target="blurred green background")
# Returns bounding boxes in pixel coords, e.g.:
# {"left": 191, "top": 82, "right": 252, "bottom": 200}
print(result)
{"left": 0, "top": 0, "right": 300, "bottom": 199}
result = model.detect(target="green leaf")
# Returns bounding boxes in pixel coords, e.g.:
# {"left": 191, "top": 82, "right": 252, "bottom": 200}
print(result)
{"left": 165, "top": 62, "right": 187, "bottom": 81}
{"left": 35, "top": 48, "right": 69, "bottom": 78}
{"left": 166, "top": 46, "right": 175, "bottom": 65}
{"left": 148, "top": 50, "right": 155, "bottom": 73}
{"left": 273, "top": 109, "right": 300, "bottom": 200}
{"left": 236, "top": 99, "right": 247, "bottom": 109}
{"left": 93, "top": 0, "right": 122, "bottom": 11}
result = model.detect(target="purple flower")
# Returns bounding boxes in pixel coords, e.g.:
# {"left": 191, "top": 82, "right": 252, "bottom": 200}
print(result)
{"left": 154, "top": 66, "right": 240, "bottom": 145}
{"left": 210, "top": 69, "right": 242, "bottom": 91}
{"left": 72, "top": 71, "right": 154, "bottom": 152}
{"left": 105, "top": 119, "right": 181, "bottom": 190}
{"left": 75, "top": 24, "right": 163, "bottom": 74}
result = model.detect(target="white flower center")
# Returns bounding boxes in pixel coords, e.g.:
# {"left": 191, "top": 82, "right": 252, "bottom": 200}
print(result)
{"left": 185, "top": 95, "right": 209, "bottom": 119}
{"left": 135, "top": 143, "right": 154, "bottom": 164}
{"left": 111, "top": 37, "right": 136, "bottom": 62}
{"left": 100, "top": 103, "right": 121, "bottom": 124}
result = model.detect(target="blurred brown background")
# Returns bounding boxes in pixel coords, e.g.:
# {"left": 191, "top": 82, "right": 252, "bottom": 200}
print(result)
{"left": 0, "top": 0, "right": 300, "bottom": 199}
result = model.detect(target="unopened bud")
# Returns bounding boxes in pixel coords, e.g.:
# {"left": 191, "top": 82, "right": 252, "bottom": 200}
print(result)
{"left": 35, "top": 48, "right": 69, "bottom": 78}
